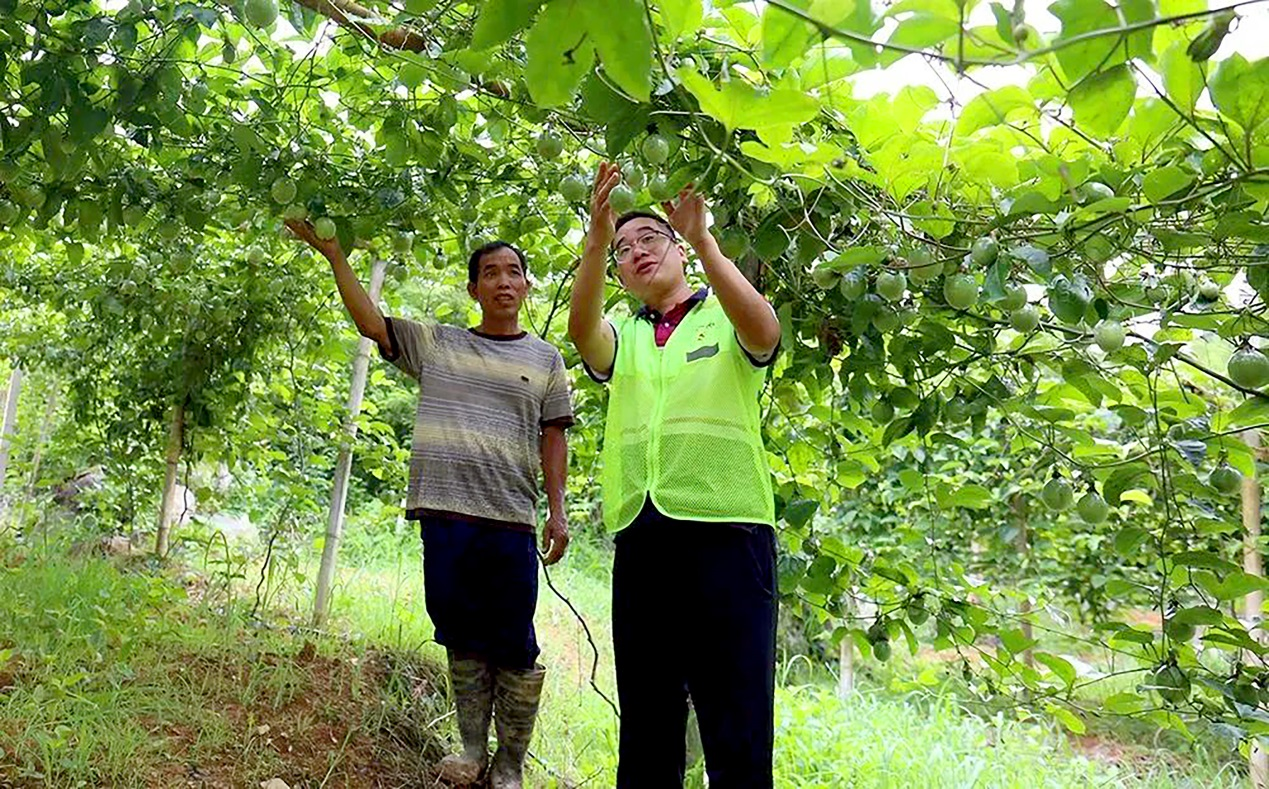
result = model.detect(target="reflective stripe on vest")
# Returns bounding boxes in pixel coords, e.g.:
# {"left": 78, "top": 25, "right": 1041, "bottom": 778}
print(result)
{"left": 600, "top": 297, "right": 775, "bottom": 532}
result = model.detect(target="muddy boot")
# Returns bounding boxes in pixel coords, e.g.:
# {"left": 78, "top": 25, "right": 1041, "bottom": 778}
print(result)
{"left": 437, "top": 651, "right": 494, "bottom": 786}
{"left": 489, "top": 664, "right": 546, "bottom": 789}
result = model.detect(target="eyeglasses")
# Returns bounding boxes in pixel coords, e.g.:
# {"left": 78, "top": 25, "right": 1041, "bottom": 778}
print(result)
{"left": 612, "top": 230, "right": 675, "bottom": 264}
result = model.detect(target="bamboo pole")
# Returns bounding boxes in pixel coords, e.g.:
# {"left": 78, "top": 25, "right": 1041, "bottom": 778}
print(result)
{"left": 313, "top": 258, "right": 388, "bottom": 626}
{"left": 154, "top": 402, "right": 185, "bottom": 557}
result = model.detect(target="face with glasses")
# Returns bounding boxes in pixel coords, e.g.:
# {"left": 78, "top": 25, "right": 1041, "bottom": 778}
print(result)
{"left": 611, "top": 218, "right": 685, "bottom": 296}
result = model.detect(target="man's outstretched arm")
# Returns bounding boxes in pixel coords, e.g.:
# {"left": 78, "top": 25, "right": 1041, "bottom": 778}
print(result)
{"left": 286, "top": 219, "right": 389, "bottom": 352}
{"left": 568, "top": 162, "right": 621, "bottom": 377}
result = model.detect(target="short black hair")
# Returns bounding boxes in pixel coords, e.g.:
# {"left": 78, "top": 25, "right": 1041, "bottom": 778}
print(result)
{"left": 467, "top": 241, "right": 528, "bottom": 284}
{"left": 614, "top": 211, "right": 677, "bottom": 241}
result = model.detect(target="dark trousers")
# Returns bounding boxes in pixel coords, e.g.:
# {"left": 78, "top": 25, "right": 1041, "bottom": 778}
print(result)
{"left": 420, "top": 517, "right": 540, "bottom": 670}
{"left": 612, "top": 502, "right": 777, "bottom": 789}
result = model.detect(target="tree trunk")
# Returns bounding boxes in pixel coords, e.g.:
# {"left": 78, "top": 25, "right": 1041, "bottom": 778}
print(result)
{"left": 154, "top": 402, "right": 186, "bottom": 558}
{"left": 838, "top": 591, "right": 855, "bottom": 698}
{"left": 0, "top": 367, "right": 23, "bottom": 491}
{"left": 313, "top": 259, "right": 388, "bottom": 627}
{"left": 1243, "top": 432, "right": 1267, "bottom": 788}
{"left": 26, "top": 384, "right": 58, "bottom": 495}
{"left": 1012, "top": 494, "right": 1035, "bottom": 669}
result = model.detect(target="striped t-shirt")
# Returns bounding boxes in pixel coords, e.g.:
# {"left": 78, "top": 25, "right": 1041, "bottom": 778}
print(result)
{"left": 380, "top": 318, "right": 574, "bottom": 531}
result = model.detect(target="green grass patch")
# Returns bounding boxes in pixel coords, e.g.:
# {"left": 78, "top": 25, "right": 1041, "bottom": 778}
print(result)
{"left": 0, "top": 537, "right": 443, "bottom": 787}
{"left": 0, "top": 529, "right": 1250, "bottom": 788}
{"left": 299, "top": 538, "right": 1246, "bottom": 787}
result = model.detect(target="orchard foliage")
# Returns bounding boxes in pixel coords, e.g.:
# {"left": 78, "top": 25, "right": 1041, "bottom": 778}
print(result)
{"left": 2, "top": 0, "right": 1269, "bottom": 743}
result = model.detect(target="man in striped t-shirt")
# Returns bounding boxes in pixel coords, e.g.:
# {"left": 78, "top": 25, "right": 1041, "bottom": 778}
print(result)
{"left": 287, "top": 220, "right": 572, "bottom": 789}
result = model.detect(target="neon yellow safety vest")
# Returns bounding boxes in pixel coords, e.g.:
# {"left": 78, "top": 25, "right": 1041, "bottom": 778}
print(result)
{"left": 601, "top": 296, "right": 776, "bottom": 532}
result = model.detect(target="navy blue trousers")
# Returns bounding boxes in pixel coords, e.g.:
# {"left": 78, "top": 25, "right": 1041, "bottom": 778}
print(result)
{"left": 613, "top": 501, "right": 778, "bottom": 789}
{"left": 420, "top": 517, "right": 540, "bottom": 670}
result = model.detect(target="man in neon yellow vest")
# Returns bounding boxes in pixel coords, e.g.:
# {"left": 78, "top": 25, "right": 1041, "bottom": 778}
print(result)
{"left": 568, "top": 162, "right": 782, "bottom": 788}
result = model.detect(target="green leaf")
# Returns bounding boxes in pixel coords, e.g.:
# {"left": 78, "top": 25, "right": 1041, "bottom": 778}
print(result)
{"left": 989, "top": 2, "right": 1013, "bottom": 42}
{"left": 935, "top": 483, "right": 993, "bottom": 510}
{"left": 1160, "top": 42, "right": 1202, "bottom": 113}
{"left": 762, "top": 1, "right": 817, "bottom": 68}
{"left": 1201, "top": 571, "right": 1269, "bottom": 601}
{"left": 1214, "top": 211, "right": 1269, "bottom": 243}
{"left": 1108, "top": 626, "right": 1155, "bottom": 646}
{"left": 581, "top": 72, "right": 636, "bottom": 122}
{"left": 1200, "top": 629, "right": 1266, "bottom": 654}
{"left": 1009, "top": 244, "right": 1051, "bottom": 276}
{"left": 801, "top": 554, "right": 837, "bottom": 594}
{"left": 1105, "top": 691, "right": 1150, "bottom": 714}
{"left": 1228, "top": 396, "right": 1269, "bottom": 428}
{"left": 1046, "top": 703, "right": 1086, "bottom": 735}
{"left": 882, "top": 13, "right": 959, "bottom": 66}
{"left": 1034, "top": 652, "right": 1077, "bottom": 687}
{"left": 397, "top": 57, "right": 428, "bottom": 89}
{"left": 909, "top": 200, "right": 955, "bottom": 238}
{"left": 882, "top": 416, "right": 915, "bottom": 445}
{"left": 956, "top": 86, "right": 1033, "bottom": 137}
{"left": 679, "top": 70, "right": 820, "bottom": 131}
{"left": 1000, "top": 628, "right": 1038, "bottom": 655}
{"left": 1029, "top": 405, "right": 1075, "bottom": 423}
{"left": 660, "top": 0, "right": 704, "bottom": 38}
{"left": 982, "top": 259, "right": 1007, "bottom": 302}
{"left": 471, "top": 0, "right": 543, "bottom": 50}
{"left": 68, "top": 106, "right": 110, "bottom": 146}
{"left": 525, "top": 1, "right": 596, "bottom": 107}
{"left": 1172, "top": 606, "right": 1224, "bottom": 626}
{"left": 833, "top": 0, "right": 882, "bottom": 67}
{"left": 1172, "top": 551, "right": 1241, "bottom": 574}
{"left": 1068, "top": 65, "right": 1135, "bottom": 138}
{"left": 783, "top": 497, "right": 819, "bottom": 527}
{"left": 582, "top": 0, "right": 653, "bottom": 102}
{"left": 1114, "top": 526, "right": 1149, "bottom": 555}
{"left": 798, "top": 48, "right": 858, "bottom": 89}
{"left": 754, "top": 217, "right": 793, "bottom": 261}
{"left": 1210, "top": 55, "right": 1269, "bottom": 135}
{"left": 898, "top": 468, "right": 925, "bottom": 490}
{"left": 825, "top": 245, "right": 886, "bottom": 271}
{"left": 1142, "top": 165, "right": 1195, "bottom": 205}
{"left": 952, "top": 484, "right": 994, "bottom": 509}
{"left": 1050, "top": 0, "right": 1155, "bottom": 83}
{"left": 581, "top": 73, "right": 648, "bottom": 154}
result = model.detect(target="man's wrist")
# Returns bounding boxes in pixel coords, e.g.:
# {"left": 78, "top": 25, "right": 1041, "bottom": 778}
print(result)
{"left": 584, "top": 234, "right": 610, "bottom": 257}
{"left": 687, "top": 231, "right": 718, "bottom": 256}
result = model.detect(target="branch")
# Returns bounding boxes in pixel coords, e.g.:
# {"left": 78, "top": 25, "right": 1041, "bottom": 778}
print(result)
{"left": 1128, "top": 330, "right": 1269, "bottom": 402}
{"left": 975, "top": 311, "right": 1269, "bottom": 402}
{"left": 328, "top": 0, "right": 376, "bottom": 17}
{"left": 765, "top": 0, "right": 960, "bottom": 64}
{"left": 1048, "top": 317, "right": 1269, "bottom": 401}
{"left": 766, "top": 0, "right": 1269, "bottom": 69}
{"left": 289, "top": 0, "right": 427, "bottom": 51}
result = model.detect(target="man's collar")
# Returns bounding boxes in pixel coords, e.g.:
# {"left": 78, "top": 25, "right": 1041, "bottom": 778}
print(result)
{"left": 636, "top": 287, "right": 709, "bottom": 323}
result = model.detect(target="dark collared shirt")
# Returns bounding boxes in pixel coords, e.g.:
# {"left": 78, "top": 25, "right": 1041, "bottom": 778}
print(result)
{"left": 584, "top": 289, "right": 779, "bottom": 383}
{"left": 636, "top": 287, "right": 710, "bottom": 347}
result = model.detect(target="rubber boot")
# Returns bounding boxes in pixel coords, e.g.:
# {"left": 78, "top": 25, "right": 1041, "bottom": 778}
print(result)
{"left": 489, "top": 664, "right": 546, "bottom": 789}
{"left": 437, "top": 650, "right": 494, "bottom": 786}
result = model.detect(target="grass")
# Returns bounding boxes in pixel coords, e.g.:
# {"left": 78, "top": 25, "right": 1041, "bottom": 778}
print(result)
{"left": 0, "top": 535, "right": 441, "bottom": 787}
{"left": 290, "top": 533, "right": 1246, "bottom": 788}
{"left": 774, "top": 687, "right": 1240, "bottom": 788}
{"left": 0, "top": 523, "right": 1251, "bottom": 788}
